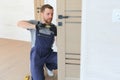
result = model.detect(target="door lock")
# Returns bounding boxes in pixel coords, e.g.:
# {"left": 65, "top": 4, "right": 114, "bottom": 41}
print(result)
{"left": 58, "top": 22, "right": 63, "bottom": 26}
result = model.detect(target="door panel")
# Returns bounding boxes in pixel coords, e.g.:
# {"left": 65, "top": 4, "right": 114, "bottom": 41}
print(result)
{"left": 66, "top": 0, "right": 81, "bottom": 10}
{"left": 57, "top": 0, "right": 81, "bottom": 80}
{"left": 66, "top": 24, "right": 81, "bottom": 53}
{"left": 66, "top": 54, "right": 80, "bottom": 59}
{"left": 66, "top": 59, "right": 80, "bottom": 64}
{"left": 66, "top": 64, "right": 80, "bottom": 78}
{"left": 66, "top": 11, "right": 82, "bottom": 16}
{"left": 65, "top": 18, "right": 81, "bottom": 23}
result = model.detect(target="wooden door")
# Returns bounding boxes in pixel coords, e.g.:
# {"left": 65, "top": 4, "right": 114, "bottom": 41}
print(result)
{"left": 57, "top": 0, "right": 81, "bottom": 80}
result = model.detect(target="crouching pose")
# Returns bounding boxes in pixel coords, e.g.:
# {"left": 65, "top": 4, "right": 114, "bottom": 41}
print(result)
{"left": 17, "top": 4, "right": 57, "bottom": 80}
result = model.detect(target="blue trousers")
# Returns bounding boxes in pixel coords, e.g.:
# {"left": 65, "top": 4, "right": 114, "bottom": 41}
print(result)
{"left": 30, "top": 47, "right": 57, "bottom": 80}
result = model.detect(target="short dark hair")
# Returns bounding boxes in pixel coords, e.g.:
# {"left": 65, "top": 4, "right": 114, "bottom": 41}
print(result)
{"left": 40, "top": 4, "right": 53, "bottom": 12}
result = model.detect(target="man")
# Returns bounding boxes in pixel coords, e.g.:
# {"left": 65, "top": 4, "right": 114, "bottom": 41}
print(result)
{"left": 17, "top": 4, "right": 57, "bottom": 80}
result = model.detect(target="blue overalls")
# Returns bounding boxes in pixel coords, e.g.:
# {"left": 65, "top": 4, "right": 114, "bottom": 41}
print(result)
{"left": 30, "top": 23, "right": 57, "bottom": 80}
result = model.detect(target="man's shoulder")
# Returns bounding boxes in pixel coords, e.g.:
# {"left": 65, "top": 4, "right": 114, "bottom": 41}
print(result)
{"left": 51, "top": 23, "right": 56, "bottom": 27}
{"left": 50, "top": 23, "right": 57, "bottom": 36}
{"left": 50, "top": 23, "right": 57, "bottom": 29}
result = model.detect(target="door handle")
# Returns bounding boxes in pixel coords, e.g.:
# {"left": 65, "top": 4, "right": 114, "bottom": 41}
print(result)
{"left": 58, "top": 15, "right": 69, "bottom": 19}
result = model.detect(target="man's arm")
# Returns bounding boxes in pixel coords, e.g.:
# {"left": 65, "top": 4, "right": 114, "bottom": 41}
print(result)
{"left": 17, "top": 20, "right": 36, "bottom": 29}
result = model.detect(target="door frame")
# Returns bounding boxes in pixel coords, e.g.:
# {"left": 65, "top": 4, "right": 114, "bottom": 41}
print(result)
{"left": 57, "top": 0, "right": 66, "bottom": 80}
{"left": 34, "top": 0, "right": 44, "bottom": 20}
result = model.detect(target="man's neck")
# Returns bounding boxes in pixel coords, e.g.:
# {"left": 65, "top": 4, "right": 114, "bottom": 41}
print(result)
{"left": 41, "top": 20, "right": 51, "bottom": 25}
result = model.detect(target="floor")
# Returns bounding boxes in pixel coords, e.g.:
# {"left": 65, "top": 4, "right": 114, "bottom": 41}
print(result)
{"left": 0, "top": 38, "right": 57, "bottom": 80}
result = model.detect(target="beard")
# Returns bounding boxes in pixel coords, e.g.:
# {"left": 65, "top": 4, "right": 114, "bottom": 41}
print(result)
{"left": 44, "top": 18, "right": 52, "bottom": 24}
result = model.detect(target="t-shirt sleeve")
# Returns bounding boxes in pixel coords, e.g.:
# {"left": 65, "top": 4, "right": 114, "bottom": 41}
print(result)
{"left": 28, "top": 20, "right": 38, "bottom": 25}
{"left": 26, "top": 20, "right": 38, "bottom": 30}
{"left": 54, "top": 27, "right": 57, "bottom": 36}
{"left": 50, "top": 25, "right": 57, "bottom": 36}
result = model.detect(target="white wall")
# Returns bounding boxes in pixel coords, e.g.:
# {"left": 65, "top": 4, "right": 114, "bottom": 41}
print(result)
{"left": 81, "top": 0, "right": 120, "bottom": 80}
{"left": 0, "top": 0, "right": 56, "bottom": 41}
{"left": 0, "top": 0, "right": 34, "bottom": 41}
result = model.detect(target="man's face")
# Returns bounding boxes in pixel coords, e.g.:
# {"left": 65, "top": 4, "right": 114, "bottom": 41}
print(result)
{"left": 41, "top": 8, "right": 53, "bottom": 24}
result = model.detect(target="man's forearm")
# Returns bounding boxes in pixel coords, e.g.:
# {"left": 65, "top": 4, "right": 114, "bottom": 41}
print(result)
{"left": 17, "top": 21, "right": 36, "bottom": 29}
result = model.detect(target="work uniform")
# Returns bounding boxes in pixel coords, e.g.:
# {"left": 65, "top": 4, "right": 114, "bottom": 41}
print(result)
{"left": 28, "top": 20, "right": 57, "bottom": 80}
